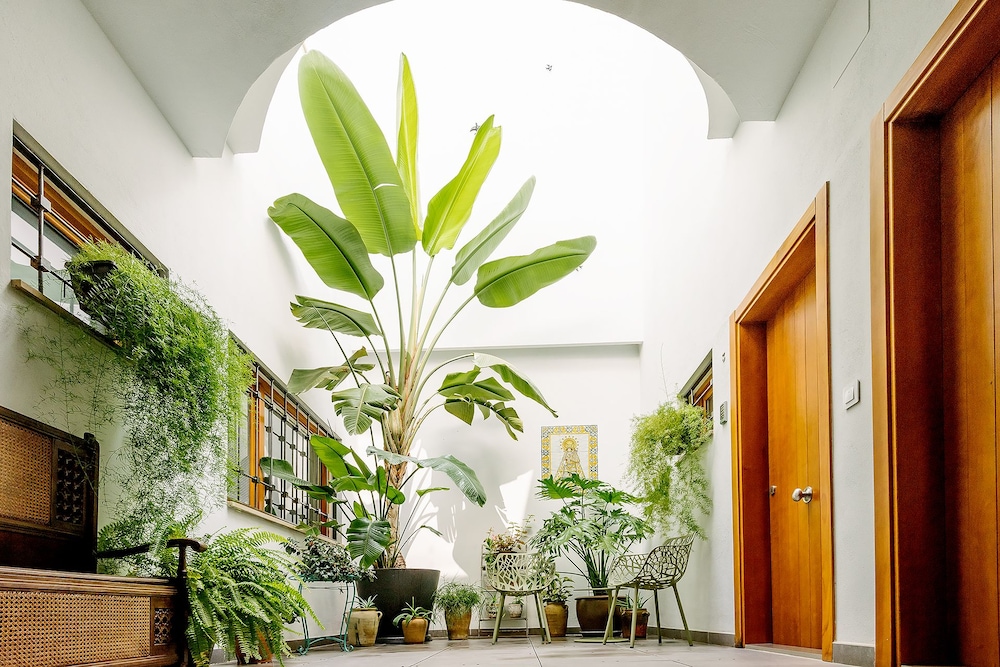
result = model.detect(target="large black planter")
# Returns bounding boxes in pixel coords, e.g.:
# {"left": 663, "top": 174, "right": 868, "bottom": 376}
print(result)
{"left": 356, "top": 568, "right": 439, "bottom": 641}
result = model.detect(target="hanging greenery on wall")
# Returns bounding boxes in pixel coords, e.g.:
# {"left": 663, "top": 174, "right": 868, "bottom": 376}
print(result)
{"left": 20, "top": 240, "right": 250, "bottom": 555}
{"left": 626, "top": 398, "right": 713, "bottom": 538}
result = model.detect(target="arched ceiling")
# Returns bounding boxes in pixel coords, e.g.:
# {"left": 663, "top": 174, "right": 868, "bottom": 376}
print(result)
{"left": 81, "top": 0, "right": 838, "bottom": 157}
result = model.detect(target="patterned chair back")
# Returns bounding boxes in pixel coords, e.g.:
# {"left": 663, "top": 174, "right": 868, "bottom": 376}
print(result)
{"left": 637, "top": 534, "right": 695, "bottom": 587}
{"left": 484, "top": 552, "right": 553, "bottom": 595}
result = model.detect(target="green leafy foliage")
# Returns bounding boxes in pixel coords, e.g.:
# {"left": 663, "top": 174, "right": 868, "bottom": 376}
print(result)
{"left": 627, "top": 399, "right": 713, "bottom": 539}
{"left": 285, "top": 535, "right": 375, "bottom": 583}
{"left": 531, "top": 474, "right": 650, "bottom": 591}
{"left": 271, "top": 51, "right": 596, "bottom": 567}
{"left": 97, "top": 511, "right": 202, "bottom": 577}
{"left": 392, "top": 598, "right": 433, "bottom": 626}
{"left": 185, "top": 529, "right": 314, "bottom": 667}
{"left": 434, "top": 581, "right": 485, "bottom": 619}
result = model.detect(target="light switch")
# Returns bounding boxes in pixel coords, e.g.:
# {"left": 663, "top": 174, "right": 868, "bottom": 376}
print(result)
{"left": 843, "top": 380, "right": 861, "bottom": 409}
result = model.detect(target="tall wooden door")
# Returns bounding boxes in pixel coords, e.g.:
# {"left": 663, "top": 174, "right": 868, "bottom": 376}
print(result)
{"left": 939, "top": 55, "right": 1000, "bottom": 667}
{"left": 765, "top": 267, "right": 823, "bottom": 649}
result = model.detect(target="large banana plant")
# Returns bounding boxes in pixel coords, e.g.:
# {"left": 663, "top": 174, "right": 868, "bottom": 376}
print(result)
{"left": 266, "top": 51, "right": 596, "bottom": 569}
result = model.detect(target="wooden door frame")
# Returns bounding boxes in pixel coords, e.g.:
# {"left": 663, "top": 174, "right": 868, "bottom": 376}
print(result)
{"left": 871, "top": 2, "right": 1000, "bottom": 666}
{"left": 731, "top": 184, "right": 834, "bottom": 660}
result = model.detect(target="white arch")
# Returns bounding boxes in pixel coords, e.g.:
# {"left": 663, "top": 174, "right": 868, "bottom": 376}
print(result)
{"left": 81, "top": 0, "right": 837, "bottom": 156}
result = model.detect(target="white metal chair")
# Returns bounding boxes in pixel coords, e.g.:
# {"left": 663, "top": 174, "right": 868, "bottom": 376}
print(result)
{"left": 483, "top": 552, "right": 553, "bottom": 644}
{"left": 602, "top": 535, "right": 695, "bottom": 648}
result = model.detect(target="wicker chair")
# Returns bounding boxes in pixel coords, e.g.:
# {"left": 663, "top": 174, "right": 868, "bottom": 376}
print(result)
{"left": 602, "top": 535, "right": 695, "bottom": 648}
{"left": 483, "top": 552, "right": 554, "bottom": 644}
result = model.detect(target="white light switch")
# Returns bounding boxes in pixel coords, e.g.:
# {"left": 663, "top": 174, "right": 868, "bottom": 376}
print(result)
{"left": 843, "top": 380, "right": 861, "bottom": 409}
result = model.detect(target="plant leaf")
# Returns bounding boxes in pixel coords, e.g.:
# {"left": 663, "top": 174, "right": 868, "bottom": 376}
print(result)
{"left": 451, "top": 177, "right": 535, "bottom": 285}
{"left": 268, "top": 193, "right": 384, "bottom": 299}
{"left": 287, "top": 351, "right": 376, "bottom": 394}
{"left": 367, "top": 448, "right": 486, "bottom": 506}
{"left": 444, "top": 398, "right": 522, "bottom": 438}
{"left": 259, "top": 457, "right": 311, "bottom": 488}
{"left": 298, "top": 50, "right": 416, "bottom": 256}
{"left": 347, "top": 517, "right": 392, "bottom": 568}
{"left": 422, "top": 116, "right": 502, "bottom": 256}
{"left": 330, "top": 384, "right": 401, "bottom": 434}
{"left": 416, "top": 487, "right": 450, "bottom": 497}
{"left": 475, "top": 236, "right": 596, "bottom": 308}
{"left": 437, "top": 377, "right": 515, "bottom": 403}
{"left": 291, "top": 296, "right": 381, "bottom": 337}
{"left": 310, "top": 435, "right": 357, "bottom": 479}
{"left": 444, "top": 399, "right": 475, "bottom": 425}
{"left": 473, "top": 352, "right": 557, "bottom": 417}
{"left": 396, "top": 54, "right": 420, "bottom": 236}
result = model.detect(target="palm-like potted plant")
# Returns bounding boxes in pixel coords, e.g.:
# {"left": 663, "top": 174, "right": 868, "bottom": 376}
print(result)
{"left": 260, "top": 50, "right": 595, "bottom": 636}
{"left": 433, "top": 582, "right": 484, "bottom": 640}
{"left": 531, "top": 474, "right": 650, "bottom": 636}
{"left": 393, "top": 599, "right": 434, "bottom": 644}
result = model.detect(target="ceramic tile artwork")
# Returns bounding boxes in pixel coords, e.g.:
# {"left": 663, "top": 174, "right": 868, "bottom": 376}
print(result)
{"left": 540, "top": 425, "right": 598, "bottom": 480}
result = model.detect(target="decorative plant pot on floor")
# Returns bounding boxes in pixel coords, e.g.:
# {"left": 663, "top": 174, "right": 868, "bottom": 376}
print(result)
{"left": 544, "top": 602, "right": 568, "bottom": 638}
{"left": 356, "top": 568, "right": 439, "bottom": 641}
{"left": 401, "top": 618, "right": 429, "bottom": 644}
{"left": 620, "top": 608, "right": 650, "bottom": 640}
{"left": 348, "top": 608, "right": 382, "bottom": 647}
{"left": 576, "top": 595, "right": 616, "bottom": 636}
{"left": 506, "top": 601, "right": 524, "bottom": 619}
{"left": 445, "top": 610, "right": 473, "bottom": 640}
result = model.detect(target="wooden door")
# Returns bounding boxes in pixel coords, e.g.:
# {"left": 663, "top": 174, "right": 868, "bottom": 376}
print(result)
{"left": 765, "top": 267, "right": 823, "bottom": 649}
{"left": 939, "top": 56, "right": 1000, "bottom": 667}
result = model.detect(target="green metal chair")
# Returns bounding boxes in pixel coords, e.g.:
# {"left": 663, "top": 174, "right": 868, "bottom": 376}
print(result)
{"left": 483, "top": 552, "right": 553, "bottom": 644}
{"left": 602, "top": 535, "right": 695, "bottom": 648}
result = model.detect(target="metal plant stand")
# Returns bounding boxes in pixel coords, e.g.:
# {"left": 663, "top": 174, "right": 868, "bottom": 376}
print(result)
{"left": 298, "top": 581, "right": 356, "bottom": 654}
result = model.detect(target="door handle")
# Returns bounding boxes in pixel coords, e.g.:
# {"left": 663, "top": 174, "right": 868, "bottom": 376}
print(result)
{"left": 791, "top": 486, "right": 814, "bottom": 503}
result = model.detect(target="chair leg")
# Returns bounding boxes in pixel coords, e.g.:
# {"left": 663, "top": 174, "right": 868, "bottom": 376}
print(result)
{"left": 652, "top": 588, "right": 662, "bottom": 644}
{"left": 492, "top": 593, "right": 507, "bottom": 644}
{"left": 602, "top": 586, "right": 620, "bottom": 644}
{"left": 672, "top": 584, "right": 693, "bottom": 647}
{"left": 535, "top": 593, "right": 551, "bottom": 643}
{"left": 629, "top": 584, "right": 640, "bottom": 648}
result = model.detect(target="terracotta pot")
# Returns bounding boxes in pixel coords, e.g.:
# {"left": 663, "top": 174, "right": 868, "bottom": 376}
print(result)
{"left": 544, "top": 602, "right": 568, "bottom": 637}
{"left": 575, "top": 595, "right": 620, "bottom": 636}
{"left": 620, "top": 608, "right": 650, "bottom": 640}
{"left": 348, "top": 608, "right": 382, "bottom": 647}
{"left": 401, "top": 617, "right": 428, "bottom": 644}
{"left": 445, "top": 610, "right": 472, "bottom": 640}
{"left": 356, "top": 568, "right": 439, "bottom": 640}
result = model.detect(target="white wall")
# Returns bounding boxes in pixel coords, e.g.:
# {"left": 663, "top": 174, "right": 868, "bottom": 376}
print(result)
{"left": 0, "top": 0, "right": 971, "bottom": 654}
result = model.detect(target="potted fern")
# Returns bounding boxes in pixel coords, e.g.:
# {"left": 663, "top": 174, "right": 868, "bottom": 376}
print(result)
{"left": 185, "top": 529, "right": 313, "bottom": 666}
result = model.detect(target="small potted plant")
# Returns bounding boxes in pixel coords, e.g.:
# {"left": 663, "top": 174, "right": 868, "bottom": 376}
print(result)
{"left": 393, "top": 598, "right": 433, "bottom": 644}
{"left": 618, "top": 594, "right": 650, "bottom": 640}
{"left": 483, "top": 517, "right": 532, "bottom": 567}
{"left": 348, "top": 595, "right": 382, "bottom": 647}
{"left": 541, "top": 573, "right": 573, "bottom": 637}
{"left": 482, "top": 593, "right": 500, "bottom": 620}
{"left": 506, "top": 596, "right": 525, "bottom": 619}
{"left": 434, "top": 582, "right": 484, "bottom": 640}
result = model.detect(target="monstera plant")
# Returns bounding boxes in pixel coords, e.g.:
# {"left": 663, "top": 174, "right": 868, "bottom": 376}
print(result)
{"left": 261, "top": 51, "right": 596, "bottom": 570}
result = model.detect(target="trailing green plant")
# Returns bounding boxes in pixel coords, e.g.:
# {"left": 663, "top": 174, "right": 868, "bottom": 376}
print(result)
{"left": 285, "top": 535, "right": 375, "bottom": 583}
{"left": 97, "top": 510, "right": 202, "bottom": 577}
{"left": 433, "top": 582, "right": 484, "bottom": 620}
{"left": 185, "top": 528, "right": 314, "bottom": 667}
{"left": 531, "top": 474, "right": 650, "bottom": 592}
{"left": 51, "top": 241, "right": 252, "bottom": 534}
{"left": 392, "top": 598, "right": 433, "bottom": 627}
{"left": 626, "top": 398, "right": 712, "bottom": 538}
{"left": 266, "top": 51, "right": 596, "bottom": 568}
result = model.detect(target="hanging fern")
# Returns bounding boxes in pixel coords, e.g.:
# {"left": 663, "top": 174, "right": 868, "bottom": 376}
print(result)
{"left": 185, "top": 528, "right": 314, "bottom": 667}
{"left": 626, "top": 398, "right": 713, "bottom": 538}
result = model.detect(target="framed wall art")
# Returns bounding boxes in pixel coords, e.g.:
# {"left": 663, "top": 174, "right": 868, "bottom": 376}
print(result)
{"left": 540, "top": 424, "right": 598, "bottom": 480}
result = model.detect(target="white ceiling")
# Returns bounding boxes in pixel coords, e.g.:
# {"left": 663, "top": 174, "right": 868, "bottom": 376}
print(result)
{"left": 81, "top": 0, "right": 839, "bottom": 157}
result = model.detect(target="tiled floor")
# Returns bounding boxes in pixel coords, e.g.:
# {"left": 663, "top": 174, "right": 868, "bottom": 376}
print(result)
{"left": 265, "top": 637, "right": 856, "bottom": 666}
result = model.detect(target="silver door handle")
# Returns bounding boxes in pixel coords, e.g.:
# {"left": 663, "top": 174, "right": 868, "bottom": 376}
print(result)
{"left": 791, "top": 486, "right": 813, "bottom": 503}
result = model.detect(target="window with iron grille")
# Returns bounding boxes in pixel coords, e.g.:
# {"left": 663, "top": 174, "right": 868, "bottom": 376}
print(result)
{"left": 9, "top": 135, "right": 154, "bottom": 320}
{"left": 229, "top": 358, "right": 335, "bottom": 532}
